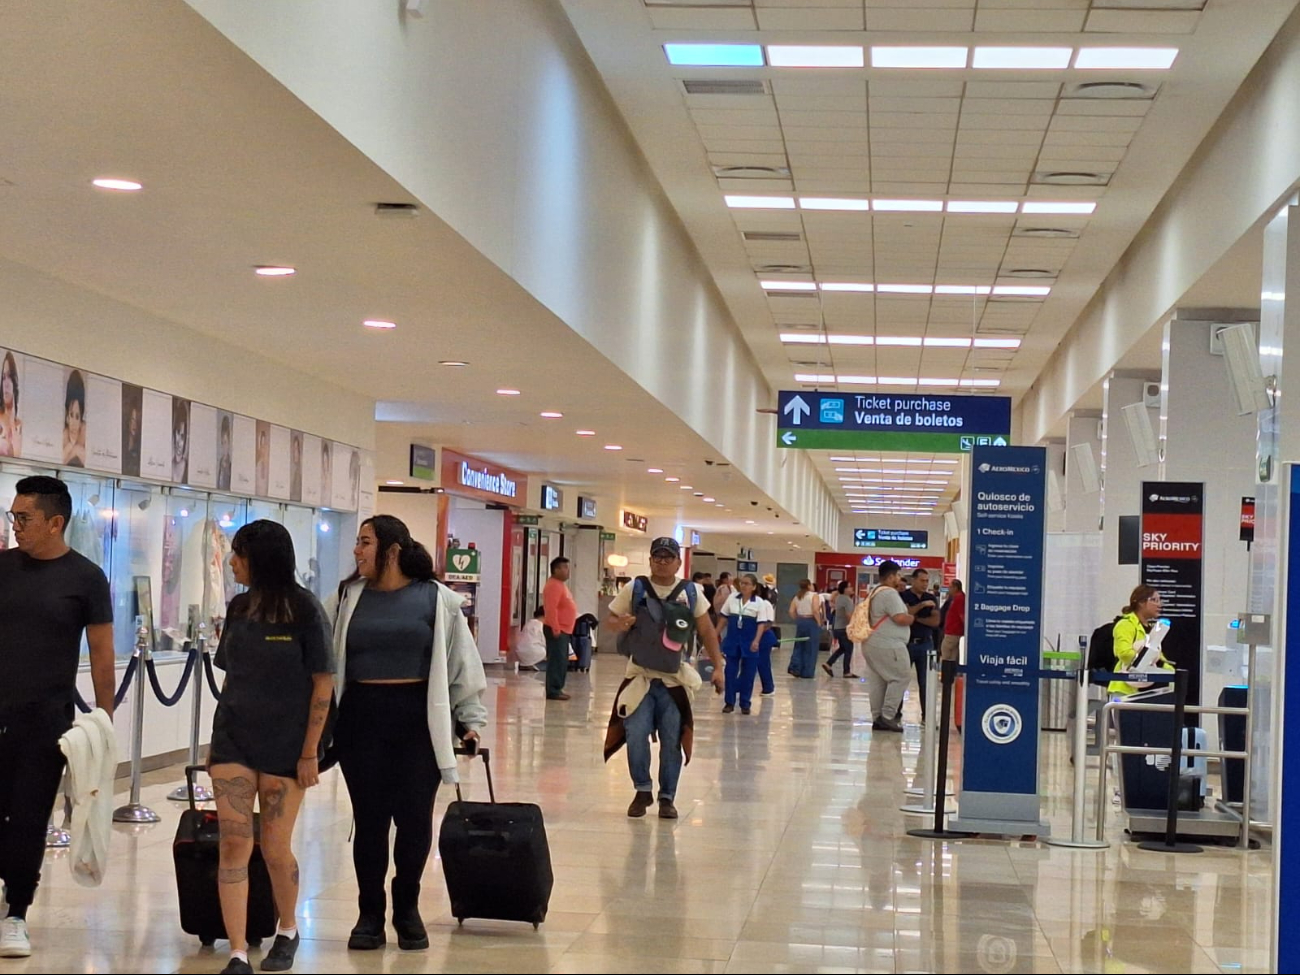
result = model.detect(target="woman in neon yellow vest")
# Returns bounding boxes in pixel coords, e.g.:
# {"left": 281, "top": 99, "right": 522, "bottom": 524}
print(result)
{"left": 1109, "top": 584, "right": 1172, "bottom": 696}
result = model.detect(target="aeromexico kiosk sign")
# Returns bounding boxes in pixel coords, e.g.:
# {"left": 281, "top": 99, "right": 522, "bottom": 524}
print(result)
{"left": 951, "top": 445, "right": 1049, "bottom": 836}
{"left": 1141, "top": 482, "right": 1204, "bottom": 706}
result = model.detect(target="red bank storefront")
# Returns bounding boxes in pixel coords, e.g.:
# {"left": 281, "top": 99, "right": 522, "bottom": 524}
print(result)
{"left": 815, "top": 551, "right": 946, "bottom": 596}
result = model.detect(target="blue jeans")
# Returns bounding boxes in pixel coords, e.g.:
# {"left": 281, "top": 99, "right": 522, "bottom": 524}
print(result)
{"left": 790, "top": 618, "right": 821, "bottom": 678}
{"left": 623, "top": 681, "right": 683, "bottom": 801}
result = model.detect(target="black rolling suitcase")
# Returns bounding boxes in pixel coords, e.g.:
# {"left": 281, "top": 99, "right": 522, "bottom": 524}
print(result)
{"left": 438, "top": 745, "right": 554, "bottom": 929}
{"left": 173, "top": 766, "right": 278, "bottom": 946}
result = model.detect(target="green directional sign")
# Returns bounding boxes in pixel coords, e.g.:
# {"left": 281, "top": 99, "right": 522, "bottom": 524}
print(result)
{"left": 778, "top": 429, "right": 1009, "bottom": 452}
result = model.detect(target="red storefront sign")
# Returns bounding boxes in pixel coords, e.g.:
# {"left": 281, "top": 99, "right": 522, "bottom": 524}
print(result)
{"left": 441, "top": 449, "right": 528, "bottom": 508}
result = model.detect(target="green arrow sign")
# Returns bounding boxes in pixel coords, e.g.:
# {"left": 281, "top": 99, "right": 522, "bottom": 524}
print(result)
{"left": 778, "top": 429, "right": 1009, "bottom": 453}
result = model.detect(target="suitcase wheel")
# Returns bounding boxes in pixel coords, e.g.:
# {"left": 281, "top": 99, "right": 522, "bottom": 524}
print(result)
{"left": 200, "top": 937, "right": 215, "bottom": 948}
{"left": 457, "top": 918, "right": 464, "bottom": 928}
{"left": 533, "top": 922, "right": 540, "bottom": 930}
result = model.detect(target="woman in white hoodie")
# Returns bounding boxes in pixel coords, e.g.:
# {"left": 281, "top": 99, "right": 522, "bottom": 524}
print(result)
{"left": 327, "top": 515, "right": 487, "bottom": 954}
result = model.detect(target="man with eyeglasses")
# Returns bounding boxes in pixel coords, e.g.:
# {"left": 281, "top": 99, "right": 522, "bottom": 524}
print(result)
{"left": 0, "top": 477, "right": 114, "bottom": 959}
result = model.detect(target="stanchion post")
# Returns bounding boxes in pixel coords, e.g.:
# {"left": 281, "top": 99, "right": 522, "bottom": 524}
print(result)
{"left": 1138, "top": 669, "right": 1201, "bottom": 854}
{"left": 1046, "top": 666, "right": 1109, "bottom": 849}
{"left": 901, "top": 650, "right": 950, "bottom": 816}
{"left": 907, "top": 658, "right": 972, "bottom": 840}
{"left": 113, "top": 618, "right": 161, "bottom": 825}
{"left": 169, "top": 624, "right": 213, "bottom": 804}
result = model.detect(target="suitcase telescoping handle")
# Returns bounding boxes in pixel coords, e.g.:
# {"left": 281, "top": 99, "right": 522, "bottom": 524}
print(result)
{"left": 453, "top": 742, "right": 495, "bottom": 803}
{"left": 184, "top": 765, "right": 205, "bottom": 812}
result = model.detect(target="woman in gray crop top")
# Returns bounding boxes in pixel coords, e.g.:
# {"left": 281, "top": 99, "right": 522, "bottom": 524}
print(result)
{"left": 328, "top": 515, "right": 487, "bottom": 955}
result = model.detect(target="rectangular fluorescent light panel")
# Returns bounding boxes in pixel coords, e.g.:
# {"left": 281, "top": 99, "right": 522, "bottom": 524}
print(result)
{"left": 780, "top": 333, "right": 827, "bottom": 344}
{"left": 767, "top": 45, "right": 864, "bottom": 68}
{"left": 875, "top": 336, "right": 923, "bottom": 347}
{"left": 947, "top": 201, "right": 1019, "bottom": 214}
{"left": 935, "top": 285, "right": 992, "bottom": 296}
{"left": 1021, "top": 201, "right": 1097, "bottom": 215}
{"left": 877, "top": 284, "right": 934, "bottom": 295}
{"left": 665, "top": 44, "right": 765, "bottom": 67}
{"left": 829, "top": 335, "right": 876, "bottom": 345}
{"left": 992, "top": 285, "right": 1051, "bottom": 296}
{"left": 1075, "top": 47, "right": 1179, "bottom": 70}
{"left": 924, "top": 337, "right": 976, "bottom": 347}
{"left": 761, "top": 279, "right": 817, "bottom": 290}
{"left": 726, "top": 195, "right": 796, "bottom": 209}
{"left": 973, "top": 47, "right": 1073, "bottom": 70}
{"left": 919, "top": 378, "right": 962, "bottom": 387}
{"left": 819, "top": 282, "right": 875, "bottom": 292}
{"left": 973, "top": 337, "right": 1021, "bottom": 348}
{"left": 873, "top": 200, "right": 944, "bottom": 212}
{"left": 800, "top": 198, "right": 871, "bottom": 211}
{"left": 872, "top": 46, "right": 968, "bottom": 69}
{"left": 794, "top": 373, "right": 837, "bottom": 383}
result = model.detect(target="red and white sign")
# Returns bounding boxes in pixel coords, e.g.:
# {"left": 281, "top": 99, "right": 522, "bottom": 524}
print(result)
{"left": 441, "top": 448, "right": 528, "bottom": 507}
{"left": 1140, "top": 514, "right": 1204, "bottom": 559}
{"left": 943, "top": 561, "right": 958, "bottom": 586}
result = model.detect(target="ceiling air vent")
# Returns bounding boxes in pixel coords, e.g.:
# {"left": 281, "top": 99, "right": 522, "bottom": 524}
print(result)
{"left": 375, "top": 202, "right": 420, "bottom": 218}
{"left": 684, "top": 79, "right": 769, "bottom": 97}
{"left": 744, "top": 231, "right": 802, "bottom": 242}
{"left": 1034, "top": 171, "right": 1111, "bottom": 187}
{"left": 765, "top": 290, "right": 819, "bottom": 300}
{"left": 756, "top": 263, "right": 812, "bottom": 274}
{"left": 1068, "top": 81, "right": 1157, "bottom": 100}
{"left": 1014, "top": 227, "right": 1080, "bottom": 240}
{"left": 713, "top": 164, "right": 792, "bottom": 179}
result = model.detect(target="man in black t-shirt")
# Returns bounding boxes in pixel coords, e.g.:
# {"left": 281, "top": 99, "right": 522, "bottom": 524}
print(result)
{"left": 899, "top": 569, "right": 940, "bottom": 723}
{"left": 0, "top": 476, "right": 114, "bottom": 959}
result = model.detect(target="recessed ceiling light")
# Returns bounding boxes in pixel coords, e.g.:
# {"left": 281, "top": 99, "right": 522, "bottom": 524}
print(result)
{"left": 577, "top": 430, "right": 596, "bottom": 436}
{"left": 760, "top": 279, "right": 817, "bottom": 290}
{"left": 767, "top": 45, "right": 864, "bottom": 69}
{"left": 924, "top": 337, "right": 974, "bottom": 348}
{"left": 496, "top": 388, "right": 521, "bottom": 395}
{"left": 799, "top": 197, "right": 871, "bottom": 211}
{"left": 820, "top": 282, "right": 875, "bottom": 293}
{"left": 726, "top": 195, "right": 796, "bottom": 209}
{"left": 664, "top": 43, "right": 765, "bottom": 67}
{"left": 872, "top": 46, "right": 969, "bottom": 69}
{"left": 439, "top": 360, "right": 470, "bottom": 367}
{"left": 947, "top": 201, "right": 1019, "bottom": 214}
{"left": 935, "top": 285, "right": 992, "bottom": 296}
{"left": 386, "top": 480, "right": 405, "bottom": 486}
{"left": 604, "top": 444, "right": 623, "bottom": 451}
{"left": 254, "top": 265, "right": 296, "bottom": 276}
{"left": 704, "top": 497, "right": 716, "bottom": 503}
{"left": 973, "top": 47, "right": 1072, "bottom": 70}
{"left": 648, "top": 467, "right": 664, "bottom": 473}
{"left": 92, "top": 177, "right": 143, "bottom": 191}
{"left": 364, "top": 320, "right": 397, "bottom": 330}
{"left": 681, "top": 485, "right": 693, "bottom": 490}
{"left": 992, "top": 285, "right": 1051, "bottom": 297}
{"left": 876, "top": 336, "right": 923, "bottom": 347}
{"left": 1075, "top": 47, "right": 1178, "bottom": 71}
{"left": 745, "top": 520, "right": 756, "bottom": 525}
{"left": 540, "top": 411, "right": 563, "bottom": 418}
{"left": 1022, "top": 201, "right": 1097, "bottom": 214}
{"left": 878, "top": 284, "right": 934, "bottom": 295}
{"left": 873, "top": 199, "right": 944, "bottom": 212}
{"left": 666, "top": 477, "right": 681, "bottom": 483}
{"left": 716, "top": 503, "right": 725, "bottom": 507}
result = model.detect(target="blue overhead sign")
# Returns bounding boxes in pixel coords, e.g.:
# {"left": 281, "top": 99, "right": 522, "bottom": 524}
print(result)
{"left": 777, "top": 391, "right": 1012, "bottom": 453}
{"left": 950, "top": 445, "right": 1048, "bottom": 836}
{"left": 854, "top": 528, "right": 929, "bottom": 550}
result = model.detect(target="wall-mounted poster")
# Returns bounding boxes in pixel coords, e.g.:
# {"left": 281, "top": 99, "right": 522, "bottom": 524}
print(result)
{"left": 215, "top": 411, "right": 233, "bottom": 491}
{"left": 331, "top": 444, "right": 356, "bottom": 510}
{"left": 140, "top": 388, "right": 172, "bottom": 481}
{"left": 121, "top": 383, "right": 143, "bottom": 477}
{"left": 188, "top": 403, "right": 218, "bottom": 489}
{"left": 21, "top": 356, "right": 64, "bottom": 464}
{"left": 232, "top": 414, "right": 256, "bottom": 495}
{"left": 0, "top": 350, "right": 24, "bottom": 459}
{"left": 301, "top": 434, "right": 322, "bottom": 506}
{"left": 289, "top": 430, "right": 304, "bottom": 503}
{"left": 86, "top": 374, "right": 122, "bottom": 474}
{"left": 269, "top": 424, "right": 291, "bottom": 500}
{"left": 358, "top": 450, "right": 375, "bottom": 521}
{"left": 171, "top": 396, "right": 191, "bottom": 484}
{"left": 348, "top": 447, "right": 361, "bottom": 511}
{"left": 255, "top": 420, "right": 271, "bottom": 497}
{"left": 60, "top": 368, "right": 88, "bottom": 468}
{"left": 320, "top": 439, "right": 335, "bottom": 508}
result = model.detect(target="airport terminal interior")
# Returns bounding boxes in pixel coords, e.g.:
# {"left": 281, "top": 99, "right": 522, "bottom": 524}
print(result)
{"left": 3, "top": 0, "right": 1300, "bottom": 972}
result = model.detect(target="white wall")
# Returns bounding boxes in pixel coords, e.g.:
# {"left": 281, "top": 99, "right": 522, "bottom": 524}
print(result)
{"left": 0, "top": 257, "right": 374, "bottom": 449}
{"left": 185, "top": 0, "right": 839, "bottom": 546}
{"left": 1064, "top": 413, "right": 1103, "bottom": 533}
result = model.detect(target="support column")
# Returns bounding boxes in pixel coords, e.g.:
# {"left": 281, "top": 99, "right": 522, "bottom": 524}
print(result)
{"left": 1100, "top": 374, "right": 1160, "bottom": 620}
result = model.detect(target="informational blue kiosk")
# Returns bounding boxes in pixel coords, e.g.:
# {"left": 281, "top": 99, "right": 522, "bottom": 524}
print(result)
{"left": 950, "top": 445, "right": 1050, "bottom": 836}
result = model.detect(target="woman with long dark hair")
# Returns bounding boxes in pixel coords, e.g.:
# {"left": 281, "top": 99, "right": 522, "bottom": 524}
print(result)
{"left": 328, "top": 515, "right": 487, "bottom": 953}
{"left": 209, "top": 521, "right": 335, "bottom": 974}
{"left": 0, "top": 351, "right": 22, "bottom": 458}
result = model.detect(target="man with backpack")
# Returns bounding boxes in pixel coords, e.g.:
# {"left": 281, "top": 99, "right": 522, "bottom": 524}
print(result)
{"left": 603, "top": 538, "right": 724, "bottom": 820}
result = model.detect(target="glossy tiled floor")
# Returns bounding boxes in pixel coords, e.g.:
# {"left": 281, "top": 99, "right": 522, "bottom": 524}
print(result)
{"left": 13, "top": 651, "right": 1273, "bottom": 973}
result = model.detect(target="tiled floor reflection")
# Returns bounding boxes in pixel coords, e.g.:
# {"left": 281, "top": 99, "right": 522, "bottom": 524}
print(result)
{"left": 15, "top": 653, "right": 1273, "bottom": 973}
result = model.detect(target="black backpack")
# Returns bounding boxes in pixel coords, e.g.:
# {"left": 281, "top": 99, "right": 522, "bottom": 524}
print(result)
{"left": 617, "top": 577, "right": 699, "bottom": 675}
{"left": 1087, "top": 617, "right": 1122, "bottom": 685}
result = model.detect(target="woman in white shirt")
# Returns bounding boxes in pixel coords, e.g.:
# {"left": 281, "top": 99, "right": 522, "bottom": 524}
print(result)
{"left": 511, "top": 607, "right": 547, "bottom": 670}
{"left": 787, "top": 579, "right": 825, "bottom": 679}
{"left": 717, "top": 574, "right": 775, "bottom": 714}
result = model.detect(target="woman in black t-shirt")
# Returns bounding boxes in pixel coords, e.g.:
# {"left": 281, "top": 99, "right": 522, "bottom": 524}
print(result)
{"left": 209, "top": 521, "right": 334, "bottom": 975}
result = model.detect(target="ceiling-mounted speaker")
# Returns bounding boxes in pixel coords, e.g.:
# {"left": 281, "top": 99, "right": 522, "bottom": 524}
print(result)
{"left": 1218, "top": 322, "right": 1271, "bottom": 415}
{"left": 951, "top": 498, "right": 969, "bottom": 533}
{"left": 944, "top": 510, "right": 959, "bottom": 539}
{"left": 404, "top": 0, "right": 425, "bottom": 17}
{"left": 1121, "top": 402, "right": 1159, "bottom": 468}
{"left": 1047, "top": 469, "right": 1065, "bottom": 513}
{"left": 1071, "top": 442, "right": 1100, "bottom": 494}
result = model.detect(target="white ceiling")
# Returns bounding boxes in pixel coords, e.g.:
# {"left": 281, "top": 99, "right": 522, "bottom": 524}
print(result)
{"left": 559, "top": 0, "right": 1299, "bottom": 510}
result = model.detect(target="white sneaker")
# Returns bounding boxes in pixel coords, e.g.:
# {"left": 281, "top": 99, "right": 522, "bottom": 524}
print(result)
{"left": 0, "top": 917, "right": 31, "bottom": 958}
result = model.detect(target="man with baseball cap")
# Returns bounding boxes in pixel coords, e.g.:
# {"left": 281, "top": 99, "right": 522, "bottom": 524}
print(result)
{"left": 603, "top": 537, "right": 724, "bottom": 819}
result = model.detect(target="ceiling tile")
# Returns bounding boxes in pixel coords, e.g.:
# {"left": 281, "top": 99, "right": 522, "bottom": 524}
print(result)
{"left": 871, "top": 112, "right": 961, "bottom": 129}
{"left": 701, "top": 139, "right": 790, "bottom": 153}
{"left": 756, "top": 7, "right": 866, "bottom": 29}
{"left": 775, "top": 94, "right": 869, "bottom": 112}
{"left": 1056, "top": 99, "right": 1152, "bottom": 118}
{"left": 646, "top": 7, "right": 758, "bottom": 30}
{"left": 691, "top": 108, "right": 781, "bottom": 127}
{"left": 959, "top": 113, "right": 1053, "bottom": 131}
{"left": 868, "top": 79, "right": 967, "bottom": 99}
{"left": 770, "top": 77, "right": 869, "bottom": 97}
{"left": 1084, "top": 10, "right": 1202, "bottom": 34}
{"left": 974, "top": 8, "right": 1086, "bottom": 31}
{"left": 782, "top": 126, "right": 871, "bottom": 143}
{"left": 780, "top": 109, "right": 869, "bottom": 128}
{"left": 1040, "top": 130, "right": 1133, "bottom": 148}
{"left": 867, "top": 9, "right": 976, "bottom": 31}
{"left": 1049, "top": 114, "right": 1144, "bottom": 134}
{"left": 965, "top": 81, "right": 1063, "bottom": 100}
{"left": 758, "top": 0, "right": 862, "bottom": 7}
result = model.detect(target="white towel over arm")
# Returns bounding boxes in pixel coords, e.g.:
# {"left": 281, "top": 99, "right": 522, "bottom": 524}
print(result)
{"left": 59, "top": 709, "right": 118, "bottom": 887}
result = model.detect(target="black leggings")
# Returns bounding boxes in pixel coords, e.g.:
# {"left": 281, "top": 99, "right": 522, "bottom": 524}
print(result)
{"left": 337, "top": 682, "right": 440, "bottom": 916}
{"left": 0, "top": 701, "right": 71, "bottom": 918}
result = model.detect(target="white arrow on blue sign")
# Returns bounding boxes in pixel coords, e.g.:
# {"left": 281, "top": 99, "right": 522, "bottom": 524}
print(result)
{"left": 783, "top": 395, "right": 811, "bottom": 425}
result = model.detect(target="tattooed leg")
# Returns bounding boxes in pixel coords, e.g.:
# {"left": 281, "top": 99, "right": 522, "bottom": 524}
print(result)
{"left": 260, "top": 773, "right": 307, "bottom": 927}
{"left": 210, "top": 763, "right": 257, "bottom": 952}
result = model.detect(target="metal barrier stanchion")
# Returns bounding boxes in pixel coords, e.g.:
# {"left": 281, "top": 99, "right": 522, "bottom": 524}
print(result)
{"left": 1045, "top": 666, "right": 1109, "bottom": 850}
{"left": 1137, "top": 669, "right": 1202, "bottom": 854}
{"left": 908, "top": 659, "right": 972, "bottom": 840}
{"left": 902, "top": 650, "right": 953, "bottom": 816}
{"left": 169, "top": 625, "right": 213, "bottom": 804}
{"left": 45, "top": 820, "right": 71, "bottom": 849}
{"left": 113, "top": 619, "right": 161, "bottom": 825}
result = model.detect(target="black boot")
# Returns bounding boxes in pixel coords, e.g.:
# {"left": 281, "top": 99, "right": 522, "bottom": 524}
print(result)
{"left": 392, "top": 882, "right": 429, "bottom": 951}
{"left": 348, "top": 891, "right": 387, "bottom": 951}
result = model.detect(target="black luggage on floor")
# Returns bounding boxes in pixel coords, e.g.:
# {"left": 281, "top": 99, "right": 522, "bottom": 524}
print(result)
{"left": 173, "top": 766, "right": 278, "bottom": 946}
{"left": 439, "top": 745, "right": 554, "bottom": 929}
